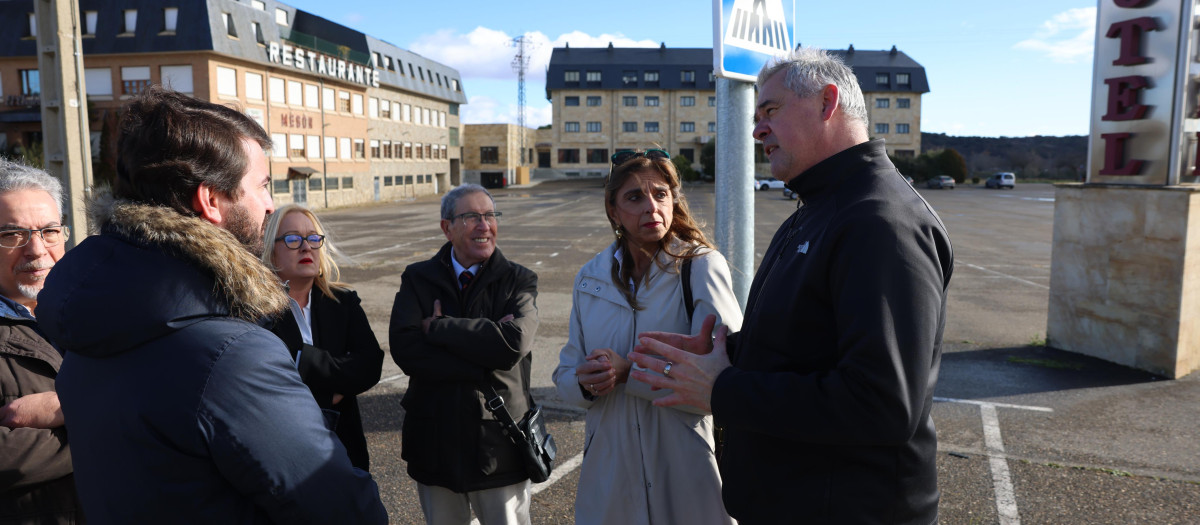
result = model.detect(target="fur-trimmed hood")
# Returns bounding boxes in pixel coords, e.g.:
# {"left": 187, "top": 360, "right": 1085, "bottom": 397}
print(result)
{"left": 36, "top": 189, "right": 288, "bottom": 358}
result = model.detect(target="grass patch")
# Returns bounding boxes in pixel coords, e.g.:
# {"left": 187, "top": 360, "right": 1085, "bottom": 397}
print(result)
{"left": 1028, "top": 333, "right": 1047, "bottom": 347}
{"left": 1006, "top": 356, "right": 1085, "bottom": 370}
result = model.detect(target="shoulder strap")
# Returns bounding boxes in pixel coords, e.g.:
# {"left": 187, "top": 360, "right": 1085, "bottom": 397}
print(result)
{"left": 479, "top": 384, "right": 526, "bottom": 440}
{"left": 681, "top": 258, "right": 694, "bottom": 324}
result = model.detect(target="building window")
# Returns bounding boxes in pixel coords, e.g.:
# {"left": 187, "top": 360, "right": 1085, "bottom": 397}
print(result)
{"left": 325, "top": 177, "right": 338, "bottom": 190}
{"left": 587, "top": 96, "right": 601, "bottom": 106}
{"left": 368, "top": 97, "right": 378, "bottom": 118}
{"left": 875, "top": 123, "right": 889, "bottom": 134}
{"left": 622, "top": 121, "right": 637, "bottom": 132}
{"left": 289, "top": 134, "right": 305, "bottom": 157}
{"left": 564, "top": 122, "right": 580, "bottom": 133}
{"left": 644, "top": 122, "right": 659, "bottom": 133}
{"left": 18, "top": 69, "right": 38, "bottom": 96}
{"left": 270, "top": 133, "right": 286, "bottom": 157}
{"left": 269, "top": 77, "right": 285, "bottom": 103}
{"left": 340, "top": 137, "right": 351, "bottom": 159}
{"left": 481, "top": 146, "right": 499, "bottom": 164}
{"left": 680, "top": 96, "right": 695, "bottom": 107}
{"left": 221, "top": 12, "right": 237, "bottom": 38}
{"left": 160, "top": 65, "right": 193, "bottom": 94}
{"left": 876, "top": 99, "right": 889, "bottom": 109}
{"left": 622, "top": 96, "right": 637, "bottom": 107}
{"left": 324, "top": 136, "right": 336, "bottom": 159}
{"left": 342, "top": 177, "right": 354, "bottom": 189}
{"left": 622, "top": 70, "right": 637, "bottom": 85}
{"left": 414, "top": 143, "right": 424, "bottom": 159}
{"left": 305, "top": 84, "right": 318, "bottom": 109}
{"left": 353, "top": 139, "right": 364, "bottom": 158}
{"left": 680, "top": 148, "right": 695, "bottom": 163}
{"left": 122, "top": 9, "right": 137, "bottom": 34}
{"left": 425, "top": 144, "right": 434, "bottom": 159}
{"left": 586, "top": 70, "right": 601, "bottom": 82}
{"left": 287, "top": 80, "right": 302, "bottom": 105}
{"left": 680, "top": 122, "right": 695, "bottom": 133}
{"left": 370, "top": 140, "right": 380, "bottom": 158}
{"left": 644, "top": 71, "right": 659, "bottom": 83}
{"left": 84, "top": 68, "right": 113, "bottom": 97}
{"left": 644, "top": 96, "right": 659, "bottom": 107}
{"left": 558, "top": 149, "right": 580, "bottom": 164}
{"left": 681, "top": 70, "right": 695, "bottom": 83}
{"left": 122, "top": 66, "right": 152, "bottom": 96}
{"left": 84, "top": 11, "right": 98, "bottom": 36}
{"left": 163, "top": 8, "right": 178, "bottom": 33}
{"left": 586, "top": 149, "right": 608, "bottom": 164}
{"left": 897, "top": 98, "right": 911, "bottom": 109}
{"left": 708, "top": 122, "right": 716, "bottom": 133}
{"left": 250, "top": 22, "right": 264, "bottom": 44}
{"left": 897, "top": 123, "right": 910, "bottom": 134}
{"left": 275, "top": 8, "right": 288, "bottom": 25}
{"left": 708, "top": 96, "right": 716, "bottom": 107}
{"left": 897, "top": 73, "right": 911, "bottom": 87}
{"left": 252, "top": 0, "right": 265, "bottom": 10}
{"left": 875, "top": 73, "right": 889, "bottom": 86}
{"left": 564, "top": 70, "right": 579, "bottom": 83}
{"left": 307, "top": 177, "right": 322, "bottom": 191}
{"left": 564, "top": 96, "right": 579, "bottom": 106}
{"left": 380, "top": 100, "right": 391, "bottom": 119}
{"left": 272, "top": 179, "right": 288, "bottom": 194}
{"left": 352, "top": 94, "right": 363, "bottom": 115}
{"left": 586, "top": 122, "right": 601, "bottom": 133}
{"left": 307, "top": 135, "right": 320, "bottom": 160}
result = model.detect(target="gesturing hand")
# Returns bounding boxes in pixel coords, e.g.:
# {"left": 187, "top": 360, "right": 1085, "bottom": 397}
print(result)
{"left": 637, "top": 314, "right": 717, "bottom": 356}
{"left": 629, "top": 324, "right": 732, "bottom": 412}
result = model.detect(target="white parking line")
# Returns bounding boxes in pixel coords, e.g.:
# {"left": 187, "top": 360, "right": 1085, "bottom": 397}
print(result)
{"left": 961, "top": 262, "right": 1049, "bottom": 290}
{"left": 982, "top": 404, "right": 1021, "bottom": 525}
{"left": 354, "top": 235, "right": 445, "bottom": 257}
{"left": 936, "top": 397, "right": 1050, "bottom": 524}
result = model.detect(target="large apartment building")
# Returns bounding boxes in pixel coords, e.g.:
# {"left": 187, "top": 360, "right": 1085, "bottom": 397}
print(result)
{"left": 0, "top": 0, "right": 467, "bottom": 208}
{"left": 832, "top": 45, "right": 930, "bottom": 158}
{"left": 544, "top": 44, "right": 717, "bottom": 177}
{"left": 545, "top": 44, "right": 929, "bottom": 176}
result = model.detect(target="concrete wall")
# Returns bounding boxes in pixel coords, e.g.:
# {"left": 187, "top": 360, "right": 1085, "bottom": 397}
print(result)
{"left": 1048, "top": 184, "right": 1200, "bottom": 378}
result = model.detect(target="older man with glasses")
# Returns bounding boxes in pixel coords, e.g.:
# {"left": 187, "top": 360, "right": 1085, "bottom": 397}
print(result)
{"left": 0, "top": 159, "right": 83, "bottom": 524}
{"left": 390, "top": 183, "right": 540, "bottom": 525}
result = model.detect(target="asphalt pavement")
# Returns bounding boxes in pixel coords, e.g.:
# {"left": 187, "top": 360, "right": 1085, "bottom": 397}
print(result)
{"left": 324, "top": 178, "right": 1198, "bottom": 524}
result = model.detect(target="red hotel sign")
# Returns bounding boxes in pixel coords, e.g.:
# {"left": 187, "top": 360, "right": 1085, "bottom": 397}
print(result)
{"left": 1090, "top": 0, "right": 1200, "bottom": 185}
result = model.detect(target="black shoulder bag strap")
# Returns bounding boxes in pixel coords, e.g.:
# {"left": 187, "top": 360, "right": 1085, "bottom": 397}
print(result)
{"left": 479, "top": 384, "right": 523, "bottom": 442}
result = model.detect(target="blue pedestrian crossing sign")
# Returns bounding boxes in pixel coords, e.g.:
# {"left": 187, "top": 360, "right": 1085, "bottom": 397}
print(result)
{"left": 713, "top": 0, "right": 794, "bottom": 82}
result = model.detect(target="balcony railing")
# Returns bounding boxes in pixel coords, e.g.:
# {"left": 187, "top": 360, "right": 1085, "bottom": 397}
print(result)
{"left": 280, "top": 28, "right": 371, "bottom": 66}
{"left": 5, "top": 94, "right": 40, "bottom": 107}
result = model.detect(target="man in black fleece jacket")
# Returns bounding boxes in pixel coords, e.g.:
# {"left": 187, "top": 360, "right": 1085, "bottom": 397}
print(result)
{"left": 631, "top": 47, "right": 953, "bottom": 525}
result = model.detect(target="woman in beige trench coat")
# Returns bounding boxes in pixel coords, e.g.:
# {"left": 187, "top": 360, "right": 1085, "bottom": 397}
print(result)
{"left": 552, "top": 150, "right": 743, "bottom": 525}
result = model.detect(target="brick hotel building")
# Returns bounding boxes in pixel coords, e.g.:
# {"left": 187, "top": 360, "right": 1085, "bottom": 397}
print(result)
{"left": 0, "top": 0, "right": 467, "bottom": 208}
{"left": 543, "top": 44, "right": 929, "bottom": 177}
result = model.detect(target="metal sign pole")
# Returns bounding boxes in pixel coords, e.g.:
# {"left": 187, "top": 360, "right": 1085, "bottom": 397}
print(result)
{"left": 714, "top": 78, "right": 754, "bottom": 308}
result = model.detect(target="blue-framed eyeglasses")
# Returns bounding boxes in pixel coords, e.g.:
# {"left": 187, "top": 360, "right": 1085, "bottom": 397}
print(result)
{"left": 274, "top": 233, "right": 325, "bottom": 249}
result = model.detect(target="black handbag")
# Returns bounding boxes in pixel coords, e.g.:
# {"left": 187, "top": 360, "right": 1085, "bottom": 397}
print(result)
{"left": 479, "top": 384, "right": 557, "bottom": 483}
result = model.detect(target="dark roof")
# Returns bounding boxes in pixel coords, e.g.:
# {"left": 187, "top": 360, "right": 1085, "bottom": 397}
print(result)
{"left": 545, "top": 46, "right": 716, "bottom": 99}
{"left": 830, "top": 47, "right": 930, "bottom": 94}
{"left": 0, "top": 0, "right": 465, "bottom": 103}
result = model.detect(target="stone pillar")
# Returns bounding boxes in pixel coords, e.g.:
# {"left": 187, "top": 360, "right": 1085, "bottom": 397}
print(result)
{"left": 1048, "top": 184, "right": 1200, "bottom": 378}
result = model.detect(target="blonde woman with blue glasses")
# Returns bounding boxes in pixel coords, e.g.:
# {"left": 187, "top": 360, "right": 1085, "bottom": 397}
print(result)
{"left": 552, "top": 150, "right": 742, "bottom": 524}
{"left": 262, "top": 203, "right": 383, "bottom": 471}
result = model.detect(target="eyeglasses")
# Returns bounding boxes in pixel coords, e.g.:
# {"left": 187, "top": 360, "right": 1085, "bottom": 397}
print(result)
{"left": 0, "top": 226, "right": 70, "bottom": 249}
{"left": 274, "top": 233, "right": 325, "bottom": 249}
{"left": 450, "top": 212, "right": 502, "bottom": 227}
{"left": 611, "top": 149, "right": 671, "bottom": 166}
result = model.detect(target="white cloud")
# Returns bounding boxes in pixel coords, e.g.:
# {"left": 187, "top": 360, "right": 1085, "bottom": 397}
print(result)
{"left": 1013, "top": 7, "right": 1096, "bottom": 63}
{"left": 409, "top": 27, "right": 658, "bottom": 85}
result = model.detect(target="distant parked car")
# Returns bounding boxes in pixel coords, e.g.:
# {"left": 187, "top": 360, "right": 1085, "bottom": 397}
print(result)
{"left": 904, "top": 176, "right": 914, "bottom": 185}
{"left": 986, "top": 172, "right": 1016, "bottom": 189}
{"left": 754, "top": 178, "right": 785, "bottom": 191}
{"left": 926, "top": 175, "right": 956, "bottom": 189}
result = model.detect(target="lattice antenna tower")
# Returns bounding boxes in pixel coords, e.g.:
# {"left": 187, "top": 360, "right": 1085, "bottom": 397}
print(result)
{"left": 510, "top": 35, "right": 537, "bottom": 164}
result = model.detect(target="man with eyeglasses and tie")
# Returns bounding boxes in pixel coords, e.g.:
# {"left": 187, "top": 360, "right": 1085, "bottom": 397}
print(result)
{"left": 390, "top": 183, "right": 540, "bottom": 525}
{"left": 0, "top": 160, "right": 83, "bottom": 524}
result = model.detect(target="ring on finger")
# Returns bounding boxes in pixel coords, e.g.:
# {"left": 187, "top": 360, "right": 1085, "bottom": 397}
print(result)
{"left": 663, "top": 362, "right": 673, "bottom": 377}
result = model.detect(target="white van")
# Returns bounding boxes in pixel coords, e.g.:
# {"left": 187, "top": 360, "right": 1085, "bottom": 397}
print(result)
{"left": 986, "top": 172, "right": 1016, "bottom": 189}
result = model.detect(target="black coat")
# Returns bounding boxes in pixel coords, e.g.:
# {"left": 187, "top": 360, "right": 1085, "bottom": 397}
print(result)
{"left": 270, "top": 286, "right": 384, "bottom": 471}
{"left": 390, "top": 243, "right": 539, "bottom": 493}
{"left": 711, "top": 140, "right": 953, "bottom": 524}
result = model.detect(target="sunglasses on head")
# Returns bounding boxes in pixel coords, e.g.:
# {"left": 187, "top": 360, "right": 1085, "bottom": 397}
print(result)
{"left": 610, "top": 149, "right": 671, "bottom": 166}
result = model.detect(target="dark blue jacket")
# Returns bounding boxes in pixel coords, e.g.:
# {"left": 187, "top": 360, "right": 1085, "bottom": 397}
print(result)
{"left": 37, "top": 197, "right": 387, "bottom": 525}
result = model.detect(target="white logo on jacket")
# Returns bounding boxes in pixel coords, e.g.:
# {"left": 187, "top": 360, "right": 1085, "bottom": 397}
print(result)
{"left": 797, "top": 241, "right": 810, "bottom": 254}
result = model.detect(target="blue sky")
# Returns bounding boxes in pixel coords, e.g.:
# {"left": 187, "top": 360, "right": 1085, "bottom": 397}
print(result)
{"left": 283, "top": 0, "right": 1096, "bottom": 138}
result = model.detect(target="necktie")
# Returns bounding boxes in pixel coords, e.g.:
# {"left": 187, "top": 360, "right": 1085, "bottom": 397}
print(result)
{"left": 459, "top": 271, "right": 473, "bottom": 290}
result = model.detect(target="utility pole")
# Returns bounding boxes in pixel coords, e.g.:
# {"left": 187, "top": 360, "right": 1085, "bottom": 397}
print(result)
{"left": 34, "top": 0, "right": 92, "bottom": 247}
